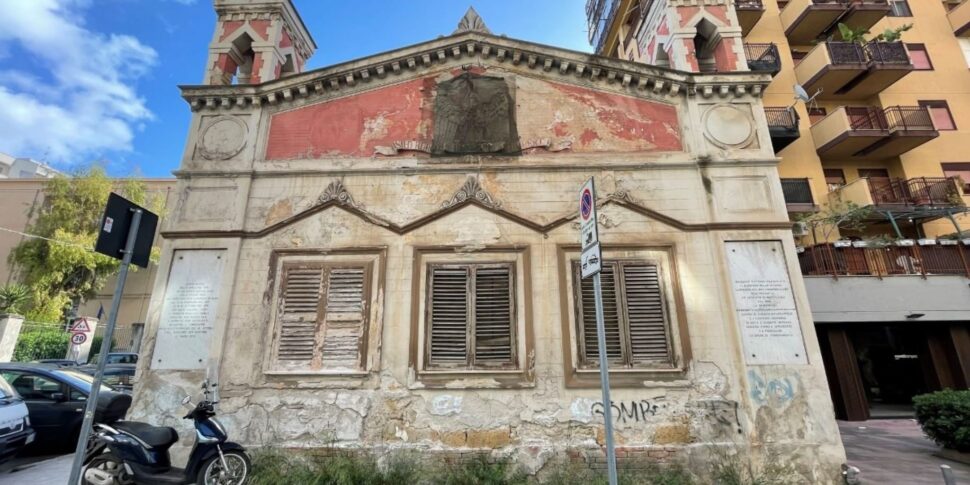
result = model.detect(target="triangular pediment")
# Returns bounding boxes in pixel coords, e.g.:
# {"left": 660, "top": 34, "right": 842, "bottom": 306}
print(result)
{"left": 182, "top": 30, "right": 768, "bottom": 112}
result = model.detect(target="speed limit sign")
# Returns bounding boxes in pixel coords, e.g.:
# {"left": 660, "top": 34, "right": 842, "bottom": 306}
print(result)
{"left": 71, "top": 333, "right": 87, "bottom": 345}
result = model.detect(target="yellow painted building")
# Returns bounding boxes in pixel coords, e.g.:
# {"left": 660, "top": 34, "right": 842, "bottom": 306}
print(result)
{"left": 591, "top": 0, "right": 970, "bottom": 421}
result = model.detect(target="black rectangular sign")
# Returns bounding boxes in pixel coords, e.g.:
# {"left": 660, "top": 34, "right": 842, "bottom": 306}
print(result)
{"left": 94, "top": 193, "right": 158, "bottom": 268}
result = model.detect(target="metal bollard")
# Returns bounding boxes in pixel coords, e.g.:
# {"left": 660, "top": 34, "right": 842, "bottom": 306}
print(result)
{"left": 841, "top": 464, "right": 861, "bottom": 485}
{"left": 941, "top": 465, "right": 956, "bottom": 485}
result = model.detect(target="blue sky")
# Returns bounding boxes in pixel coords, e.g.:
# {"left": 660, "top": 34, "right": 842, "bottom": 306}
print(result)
{"left": 0, "top": 0, "right": 591, "bottom": 178}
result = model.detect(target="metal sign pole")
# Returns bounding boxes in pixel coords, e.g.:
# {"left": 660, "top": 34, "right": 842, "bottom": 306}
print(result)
{"left": 68, "top": 208, "right": 142, "bottom": 485}
{"left": 593, "top": 271, "right": 618, "bottom": 485}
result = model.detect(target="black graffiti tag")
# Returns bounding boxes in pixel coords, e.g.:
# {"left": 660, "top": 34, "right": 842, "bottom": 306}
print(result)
{"left": 591, "top": 400, "right": 660, "bottom": 424}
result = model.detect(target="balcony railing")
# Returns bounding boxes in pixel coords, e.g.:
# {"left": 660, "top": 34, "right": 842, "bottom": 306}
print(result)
{"left": 745, "top": 43, "right": 781, "bottom": 74}
{"left": 949, "top": 0, "right": 970, "bottom": 37}
{"left": 781, "top": 178, "right": 815, "bottom": 204}
{"left": 766, "top": 107, "right": 799, "bottom": 130}
{"left": 868, "top": 177, "right": 965, "bottom": 207}
{"left": 847, "top": 106, "right": 934, "bottom": 132}
{"left": 737, "top": 0, "right": 764, "bottom": 8}
{"left": 799, "top": 243, "right": 970, "bottom": 277}
{"left": 827, "top": 42, "right": 867, "bottom": 64}
{"left": 864, "top": 41, "right": 910, "bottom": 64}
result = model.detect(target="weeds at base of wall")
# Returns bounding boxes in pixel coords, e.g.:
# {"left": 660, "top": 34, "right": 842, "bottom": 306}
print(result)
{"left": 248, "top": 448, "right": 799, "bottom": 485}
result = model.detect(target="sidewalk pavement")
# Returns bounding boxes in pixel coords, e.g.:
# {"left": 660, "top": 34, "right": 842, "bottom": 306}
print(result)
{"left": 0, "top": 453, "right": 74, "bottom": 484}
{"left": 840, "top": 419, "right": 970, "bottom": 484}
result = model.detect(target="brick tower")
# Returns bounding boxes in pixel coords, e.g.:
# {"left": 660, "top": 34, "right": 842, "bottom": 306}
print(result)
{"left": 204, "top": 0, "right": 316, "bottom": 85}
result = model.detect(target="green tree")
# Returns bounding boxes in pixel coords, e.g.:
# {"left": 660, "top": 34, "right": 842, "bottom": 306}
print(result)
{"left": 8, "top": 167, "right": 164, "bottom": 323}
{"left": 798, "top": 199, "right": 872, "bottom": 243}
{"left": 0, "top": 283, "right": 31, "bottom": 315}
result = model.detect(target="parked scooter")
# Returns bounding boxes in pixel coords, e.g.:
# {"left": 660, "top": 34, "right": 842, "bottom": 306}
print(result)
{"left": 81, "top": 379, "right": 249, "bottom": 485}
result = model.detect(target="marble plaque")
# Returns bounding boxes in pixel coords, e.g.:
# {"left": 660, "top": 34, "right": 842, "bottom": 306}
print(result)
{"left": 725, "top": 241, "right": 807, "bottom": 365}
{"left": 152, "top": 249, "right": 226, "bottom": 370}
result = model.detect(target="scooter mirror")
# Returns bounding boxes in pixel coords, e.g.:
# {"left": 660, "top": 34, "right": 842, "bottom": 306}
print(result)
{"left": 181, "top": 395, "right": 192, "bottom": 406}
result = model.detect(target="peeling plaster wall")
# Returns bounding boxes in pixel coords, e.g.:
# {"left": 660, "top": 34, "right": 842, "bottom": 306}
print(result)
{"left": 135, "top": 43, "right": 845, "bottom": 483}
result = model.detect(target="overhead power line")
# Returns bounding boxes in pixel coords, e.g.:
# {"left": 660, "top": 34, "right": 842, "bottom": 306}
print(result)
{"left": 0, "top": 226, "right": 94, "bottom": 252}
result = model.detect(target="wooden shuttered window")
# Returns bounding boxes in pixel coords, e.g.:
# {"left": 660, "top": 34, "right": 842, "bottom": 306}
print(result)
{"left": 276, "top": 263, "right": 369, "bottom": 370}
{"left": 426, "top": 263, "right": 516, "bottom": 369}
{"left": 573, "top": 260, "right": 672, "bottom": 368}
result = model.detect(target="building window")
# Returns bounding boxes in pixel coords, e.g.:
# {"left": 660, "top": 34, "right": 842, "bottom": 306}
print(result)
{"left": 942, "top": 163, "right": 970, "bottom": 193}
{"left": 426, "top": 263, "right": 516, "bottom": 369}
{"left": 777, "top": 1, "right": 790, "bottom": 10}
{"left": 271, "top": 261, "right": 373, "bottom": 372}
{"left": 958, "top": 39, "right": 970, "bottom": 68}
{"left": 906, "top": 44, "right": 933, "bottom": 70}
{"left": 808, "top": 107, "right": 827, "bottom": 125}
{"left": 888, "top": 0, "right": 911, "bottom": 17}
{"left": 572, "top": 260, "right": 672, "bottom": 368}
{"left": 791, "top": 50, "right": 807, "bottom": 66}
{"left": 919, "top": 100, "right": 957, "bottom": 130}
{"left": 824, "top": 168, "right": 846, "bottom": 192}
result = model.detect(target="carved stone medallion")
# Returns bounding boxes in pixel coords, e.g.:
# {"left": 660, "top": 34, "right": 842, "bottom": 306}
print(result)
{"left": 198, "top": 116, "right": 248, "bottom": 160}
{"left": 702, "top": 104, "right": 755, "bottom": 149}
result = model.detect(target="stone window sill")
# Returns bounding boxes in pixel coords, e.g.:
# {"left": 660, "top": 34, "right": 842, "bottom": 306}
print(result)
{"left": 565, "top": 367, "right": 689, "bottom": 389}
{"left": 411, "top": 368, "right": 534, "bottom": 389}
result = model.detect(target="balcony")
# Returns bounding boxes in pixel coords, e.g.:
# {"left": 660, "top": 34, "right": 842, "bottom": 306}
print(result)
{"left": 781, "top": 0, "right": 890, "bottom": 45}
{"left": 812, "top": 106, "right": 938, "bottom": 161}
{"left": 799, "top": 243, "right": 970, "bottom": 277}
{"left": 736, "top": 0, "right": 765, "bottom": 36}
{"left": 794, "top": 41, "right": 912, "bottom": 99}
{"left": 745, "top": 43, "right": 781, "bottom": 75}
{"left": 765, "top": 106, "right": 801, "bottom": 152}
{"left": 826, "top": 176, "right": 965, "bottom": 222}
{"left": 781, "top": 178, "right": 818, "bottom": 212}
{"left": 948, "top": 0, "right": 970, "bottom": 37}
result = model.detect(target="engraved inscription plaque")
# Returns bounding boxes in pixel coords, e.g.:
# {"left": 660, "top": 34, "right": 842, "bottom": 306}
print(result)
{"left": 726, "top": 241, "right": 808, "bottom": 365}
{"left": 152, "top": 249, "right": 226, "bottom": 370}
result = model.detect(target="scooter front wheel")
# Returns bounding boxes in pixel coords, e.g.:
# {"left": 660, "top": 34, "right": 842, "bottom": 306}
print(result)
{"left": 82, "top": 453, "right": 133, "bottom": 485}
{"left": 197, "top": 450, "right": 251, "bottom": 485}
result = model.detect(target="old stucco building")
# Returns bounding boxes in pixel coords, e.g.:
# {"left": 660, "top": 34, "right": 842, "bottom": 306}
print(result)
{"left": 131, "top": 0, "right": 846, "bottom": 480}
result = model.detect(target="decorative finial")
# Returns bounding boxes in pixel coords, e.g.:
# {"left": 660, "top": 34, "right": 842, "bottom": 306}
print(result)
{"left": 454, "top": 6, "right": 491, "bottom": 34}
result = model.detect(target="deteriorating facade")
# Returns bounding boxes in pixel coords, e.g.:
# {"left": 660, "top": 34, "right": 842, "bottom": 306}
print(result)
{"left": 131, "top": 1, "right": 846, "bottom": 481}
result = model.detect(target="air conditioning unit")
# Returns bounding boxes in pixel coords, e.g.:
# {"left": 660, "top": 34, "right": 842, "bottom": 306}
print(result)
{"left": 792, "top": 221, "right": 809, "bottom": 237}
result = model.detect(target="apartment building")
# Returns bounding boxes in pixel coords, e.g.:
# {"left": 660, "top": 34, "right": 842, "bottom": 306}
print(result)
{"left": 0, "top": 152, "right": 61, "bottom": 179}
{"left": 589, "top": 0, "right": 970, "bottom": 420}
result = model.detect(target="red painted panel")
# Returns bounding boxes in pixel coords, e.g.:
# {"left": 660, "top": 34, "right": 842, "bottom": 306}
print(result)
{"left": 250, "top": 20, "right": 271, "bottom": 41}
{"left": 535, "top": 81, "right": 682, "bottom": 152}
{"left": 280, "top": 30, "right": 293, "bottom": 49}
{"left": 265, "top": 78, "right": 434, "bottom": 159}
{"left": 219, "top": 21, "right": 244, "bottom": 42}
{"left": 714, "top": 39, "right": 738, "bottom": 72}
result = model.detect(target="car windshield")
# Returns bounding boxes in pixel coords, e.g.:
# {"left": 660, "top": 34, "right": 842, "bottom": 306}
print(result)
{"left": 53, "top": 370, "right": 114, "bottom": 393}
{"left": 0, "top": 376, "right": 19, "bottom": 400}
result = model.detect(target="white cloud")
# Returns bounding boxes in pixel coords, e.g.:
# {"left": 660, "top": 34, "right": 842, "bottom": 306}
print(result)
{"left": 0, "top": 0, "right": 157, "bottom": 164}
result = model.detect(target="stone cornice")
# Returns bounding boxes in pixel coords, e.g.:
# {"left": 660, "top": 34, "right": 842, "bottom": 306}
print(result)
{"left": 180, "top": 31, "right": 770, "bottom": 111}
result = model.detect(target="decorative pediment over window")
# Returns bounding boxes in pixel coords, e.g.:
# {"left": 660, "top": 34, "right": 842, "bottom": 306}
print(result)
{"left": 431, "top": 72, "right": 520, "bottom": 155}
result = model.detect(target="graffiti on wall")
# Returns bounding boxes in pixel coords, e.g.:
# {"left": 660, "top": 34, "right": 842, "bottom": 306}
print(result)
{"left": 748, "top": 370, "right": 796, "bottom": 407}
{"left": 592, "top": 399, "right": 663, "bottom": 425}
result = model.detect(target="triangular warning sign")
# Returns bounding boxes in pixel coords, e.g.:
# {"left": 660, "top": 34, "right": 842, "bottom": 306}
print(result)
{"left": 70, "top": 318, "right": 91, "bottom": 333}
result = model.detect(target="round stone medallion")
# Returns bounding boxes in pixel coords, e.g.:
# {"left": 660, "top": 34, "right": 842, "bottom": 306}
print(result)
{"left": 199, "top": 116, "right": 247, "bottom": 160}
{"left": 703, "top": 104, "right": 754, "bottom": 148}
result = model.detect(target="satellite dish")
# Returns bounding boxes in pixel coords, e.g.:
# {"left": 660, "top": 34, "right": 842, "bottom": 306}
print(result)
{"left": 791, "top": 83, "right": 821, "bottom": 111}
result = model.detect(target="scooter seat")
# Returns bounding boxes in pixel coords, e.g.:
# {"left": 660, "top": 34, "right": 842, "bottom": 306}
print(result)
{"left": 114, "top": 421, "right": 179, "bottom": 449}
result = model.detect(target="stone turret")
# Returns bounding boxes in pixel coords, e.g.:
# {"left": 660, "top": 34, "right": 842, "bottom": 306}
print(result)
{"left": 204, "top": 0, "right": 316, "bottom": 85}
{"left": 636, "top": 0, "right": 745, "bottom": 73}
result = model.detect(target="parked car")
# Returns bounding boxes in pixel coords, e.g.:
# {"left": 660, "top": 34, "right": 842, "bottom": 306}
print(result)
{"left": 0, "top": 364, "right": 130, "bottom": 452}
{"left": 88, "top": 352, "right": 138, "bottom": 365}
{"left": 32, "top": 359, "right": 81, "bottom": 367}
{"left": 75, "top": 364, "right": 136, "bottom": 394}
{"left": 0, "top": 375, "right": 34, "bottom": 463}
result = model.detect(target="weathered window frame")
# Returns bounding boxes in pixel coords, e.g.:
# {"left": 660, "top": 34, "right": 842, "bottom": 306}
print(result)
{"left": 558, "top": 245, "right": 690, "bottom": 388}
{"left": 410, "top": 246, "right": 534, "bottom": 389}
{"left": 425, "top": 262, "right": 517, "bottom": 370}
{"left": 262, "top": 248, "right": 385, "bottom": 381}
{"left": 572, "top": 259, "right": 674, "bottom": 369}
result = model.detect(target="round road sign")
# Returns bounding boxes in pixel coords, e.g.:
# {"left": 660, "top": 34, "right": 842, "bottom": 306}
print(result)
{"left": 580, "top": 188, "right": 593, "bottom": 221}
{"left": 71, "top": 333, "right": 87, "bottom": 345}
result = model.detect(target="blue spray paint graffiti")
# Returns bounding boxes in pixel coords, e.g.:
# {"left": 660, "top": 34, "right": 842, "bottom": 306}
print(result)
{"left": 748, "top": 370, "right": 795, "bottom": 407}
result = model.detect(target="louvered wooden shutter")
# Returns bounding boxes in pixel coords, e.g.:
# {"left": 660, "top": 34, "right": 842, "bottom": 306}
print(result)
{"left": 473, "top": 266, "right": 514, "bottom": 366}
{"left": 577, "top": 263, "right": 623, "bottom": 365}
{"left": 621, "top": 264, "right": 670, "bottom": 362}
{"left": 429, "top": 266, "right": 469, "bottom": 366}
{"left": 320, "top": 267, "right": 367, "bottom": 369}
{"left": 277, "top": 266, "right": 323, "bottom": 362}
